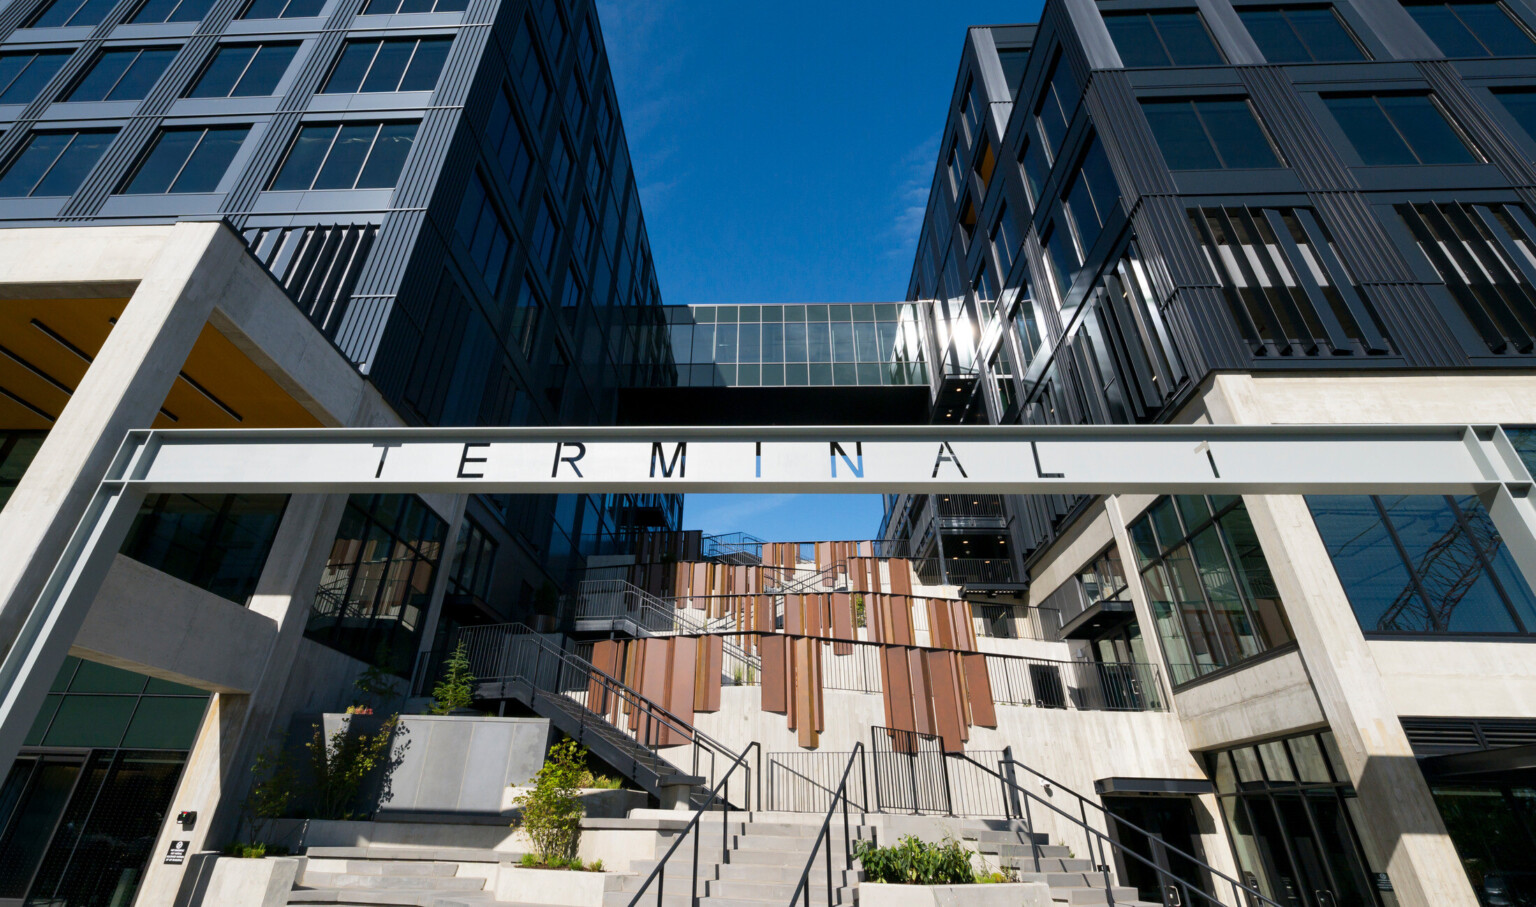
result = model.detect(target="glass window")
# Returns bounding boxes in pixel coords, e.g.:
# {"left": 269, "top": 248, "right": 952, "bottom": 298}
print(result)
{"left": 322, "top": 37, "right": 450, "bottom": 94}
{"left": 1035, "top": 54, "right": 1080, "bottom": 156}
{"left": 1404, "top": 0, "right": 1536, "bottom": 57}
{"left": 531, "top": 197, "right": 559, "bottom": 270}
{"left": 509, "top": 14, "right": 551, "bottom": 124}
{"left": 240, "top": 0, "right": 323, "bottom": 16}
{"left": 120, "top": 124, "right": 247, "bottom": 194}
{"left": 1129, "top": 496, "right": 1296, "bottom": 685}
{"left": 121, "top": 493, "right": 288, "bottom": 603}
{"left": 0, "top": 129, "right": 115, "bottom": 197}
{"left": 268, "top": 121, "right": 418, "bottom": 191}
{"left": 1323, "top": 93, "right": 1477, "bottom": 165}
{"left": 454, "top": 171, "right": 509, "bottom": 292}
{"left": 1308, "top": 494, "right": 1536, "bottom": 634}
{"left": 998, "top": 47, "right": 1029, "bottom": 99}
{"left": 1142, "top": 98, "right": 1281, "bottom": 169}
{"left": 487, "top": 87, "right": 534, "bottom": 204}
{"left": 0, "top": 51, "right": 71, "bottom": 104}
{"left": 991, "top": 202, "right": 1018, "bottom": 274}
{"left": 29, "top": 0, "right": 120, "bottom": 28}
{"left": 130, "top": 0, "right": 216, "bottom": 24}
{"left": 508, "top": 273, "right": 543, "bottom": 358}
{"left": 358, "top": 0, "right": 463, "bottom": 14}
{"left": 1240, "top": 6, "right": 1368, "bottom": 62}
{"left": 64, "top": 47, "right": 176, "bottom": 102}
{"left": 1105, "top": 11, "right": 1227, "bottom": 67}
{"left": 187, "top": 43, "right": 297, "bottom": 97}
{"left": 1493, "top": 88, "right": 1536, "bottom": 145}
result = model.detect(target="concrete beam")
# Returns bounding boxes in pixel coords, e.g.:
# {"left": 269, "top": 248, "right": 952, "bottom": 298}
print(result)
{"left": 72, "top": 554, "right": 278, "bottom": 694}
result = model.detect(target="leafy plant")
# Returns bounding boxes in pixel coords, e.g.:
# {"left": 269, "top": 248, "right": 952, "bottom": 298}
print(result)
{"left": 429, "top": 642, "right": 476, "bottom": 715}
{"left": 853, "top": 594, "right": 867, "bottom": 628}
{"left": 854, "top": 836, "right": 976, "bottom": 885}
{"left": 513, "top": 738, "right": 586, "bottom": 864}
{"left": 305, "top": 714, "right": 401, "bottom": 820}
{"left": 576, "top": 770, "right": 622, "bottom": 789}
{"left": 239, "top": 741, "right": 299, "bottom": 845}
{"left": 222, "top": 842, "right": 290, "bottom": 859}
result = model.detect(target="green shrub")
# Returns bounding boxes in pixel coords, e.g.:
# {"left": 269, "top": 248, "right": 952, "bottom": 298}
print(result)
{"left": 429, "top": 642, "right": 476, "bottom": 715}
{"left": 854, "top": 836, "right": 976, "bottom": 885}
{"left": 513, "top": 739, "right": 586, "bottom": 863}
{"left": 222, "top": 842, "right": 291, "bottom": 859}
{"left": 239, "top": 741, "right": 298, "bottom": 844}
{"left": 305, "top": 714, "right": 400, "bottom": 820}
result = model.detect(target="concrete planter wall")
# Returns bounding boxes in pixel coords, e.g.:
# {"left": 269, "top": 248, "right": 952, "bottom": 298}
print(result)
{"left": 505, "top": 786, "right": 647, "bottom": 819}
{"left": 175, "top": 854, "right": 305, "bottom": 907}
{"left": 859, "top": 881, "right": 1052, "bottom": 907}
{"left": 492, "top": 866, "right": 623, "bottom": 906}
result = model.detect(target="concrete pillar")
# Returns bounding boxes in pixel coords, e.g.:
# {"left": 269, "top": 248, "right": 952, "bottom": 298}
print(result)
{"left": 1242, "top": 494, "right": 1477, "bottom": 907}
{"left": 0, "top": 222, "right": 236, "bottom": 659}
{"left": 134, "top": 492, "right": 349, "bottom": 907}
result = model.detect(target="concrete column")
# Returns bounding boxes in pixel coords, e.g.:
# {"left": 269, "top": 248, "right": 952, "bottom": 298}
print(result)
{"left": 0, "top": 222, "right": 236, "bottom": 659}
{"left": 135, "top": 492, "right": 349, "bottom": 907}
{"left": 1242, "top": 494, "right": 1477, "bottom": 907}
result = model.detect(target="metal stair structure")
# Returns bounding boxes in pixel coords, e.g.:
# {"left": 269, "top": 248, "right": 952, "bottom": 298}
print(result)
{"left": 569, "top": 580, "right": 762, "bottom": 679}
{"left": 457, "top": 623, "right": 748, "bottom": 810}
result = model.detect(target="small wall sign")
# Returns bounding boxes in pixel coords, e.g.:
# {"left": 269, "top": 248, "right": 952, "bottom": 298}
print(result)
{"left": 164, "top": 840, "right": 190, "bottom": 864}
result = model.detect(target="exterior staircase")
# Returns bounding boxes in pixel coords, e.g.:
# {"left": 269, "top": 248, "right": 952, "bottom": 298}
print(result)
{"left": 607, "top": 814, "right": 867, "bottom": 907}
{"left": 964, "top": 822, "right": 1159, "bottom": 906}
{"left": 289, "top": 846, "right": 529, "bottom": 907}
{"left": 458, "top": 624, "right": 742, "bottom": 810}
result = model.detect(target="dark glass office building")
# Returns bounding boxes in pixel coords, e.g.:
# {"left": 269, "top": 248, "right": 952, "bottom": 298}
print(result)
{"left": 0, "top": 0, "right": 679, "bottom": 641}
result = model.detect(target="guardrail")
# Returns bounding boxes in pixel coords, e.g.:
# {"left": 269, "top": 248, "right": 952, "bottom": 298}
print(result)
{"left": 786, "top": 745, "right": 865, "bottom": 907}
{"left": 986, "top": 656, "right": 1166, "bottom": 711}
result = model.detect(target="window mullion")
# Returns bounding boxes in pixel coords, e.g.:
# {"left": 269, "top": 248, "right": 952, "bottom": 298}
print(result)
{"left": 31, "top": 133, "right": 78, "bottom": 198}
{"left": 230, "top": 45, "right": 261, "bottom": 96}
{"left": 305, "top": 125, "right": 343, "bottom": 191}
{"left": 348, "top": 123, "right": 384, "bottom": 189}
{"left": 162, "top": 129, "right": 206, "bottom": 193}
{"left": 1375, "top": 96, "right": 1423, "bottom": 165}
{"left": 396, "top": 39, "right": 422, "bottom": 92}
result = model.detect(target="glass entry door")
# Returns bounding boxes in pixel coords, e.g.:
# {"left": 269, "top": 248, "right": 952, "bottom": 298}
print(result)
{"left": 0, "top": 755, "right": 86, "bottom": 907}
{"left": 1210, "top": 731, "right": 1381, "bottom": 907}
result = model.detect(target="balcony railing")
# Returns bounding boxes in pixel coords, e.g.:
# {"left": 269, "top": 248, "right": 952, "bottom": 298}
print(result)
{"left": 913, "top": 557, "right": 1017, "bottom": 585}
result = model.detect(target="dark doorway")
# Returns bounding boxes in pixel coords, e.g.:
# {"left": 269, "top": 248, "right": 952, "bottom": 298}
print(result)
{"left": 1102, "top": 794, "right": 1210, "bottom": 902}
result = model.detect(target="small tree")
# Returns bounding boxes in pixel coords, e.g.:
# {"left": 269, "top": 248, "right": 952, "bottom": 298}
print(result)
{"left": 513, "top": 738, "right": 586, "bottom": 864}
{"left": 853, "top": 594, "right": 867, "bottom": 628}
{"left": 305, "top": 714, "right": 400, "bottom": 820}
{"left": 429, "top": 641, "right": 476, "bottom": 715}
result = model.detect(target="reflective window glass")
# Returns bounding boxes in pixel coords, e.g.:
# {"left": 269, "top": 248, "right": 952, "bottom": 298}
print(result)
{"left": 1105, "top": 10, "right": 1226, "bottom": 66}
{"left": 1404, "top": 0, "right": 1536, "bottom": 57}
{"left": 0, "top": 129, "right": 114, "bottom": 197}
{"left": 1240, "top": 6, "right": 1368, "bottom": 62}
{"left": 121, "top": 125, "right": 248, "bottom": 194}
{"left": 0, "top": 51, "right": 70, "bottom": 104}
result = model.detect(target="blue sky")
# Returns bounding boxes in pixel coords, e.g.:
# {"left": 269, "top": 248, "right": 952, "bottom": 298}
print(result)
{"left": 595, "top": 0, "right": 1042, "bottom": 541}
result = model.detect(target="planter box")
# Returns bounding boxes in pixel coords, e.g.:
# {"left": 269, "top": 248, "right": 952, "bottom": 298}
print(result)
{"left": 177, "top": 854, "right": 305, "bottom": 907}
{"left": 492, "top": 866, "right": 623, "bottom": 906}
{"left": 859, "top": 881, "right": 1051, "bottom": 907}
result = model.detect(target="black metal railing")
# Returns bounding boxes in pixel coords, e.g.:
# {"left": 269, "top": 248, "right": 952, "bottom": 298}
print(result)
{"left": 455, "top": 623, "right": 754, "bottom": 800}
{"left": 766, "top": 750, "right": 870, "bottom": 813}
{"left": 624, "top": 741, "right": 761, "bottom": 907}
{"left": 986, "top": 655, "right": 1166, "bottom": 711}
{"left": 951, "top": 751, "right": 1284, "bottom": 907}
{"left": 787, "top": 745, "right": 865, "bottom": 907}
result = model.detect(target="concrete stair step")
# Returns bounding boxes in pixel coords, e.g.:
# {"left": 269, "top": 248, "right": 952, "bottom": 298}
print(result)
{"left": 303, "top": 846, "right": 512, "bottom": 863}
{"left": 289, "top": 890, "right": 498, "bottom": 906}
{"left": 1050, "top": 886, "right": 1140, "bottom": 905}
{"left": 298, "top": 872, "right": 485, "bottom": 891}
{"left": 718, "top": 863, "right": 858, "bottom": 883}
{"left": 604, "top": 891, "right": 854, "bottom": 907}
{"left": 326, "top": 862, "right": 461, "bottom": 877}
{"left": 1016, "top": 872, "right": 1109, "bottom": 888}
{"left": 999, "top": 857, "right": 1096, "bottom": 873}
{"left": 973, "top": 840, "right": 1072, "bottom": 858}
{"left": 705, "top": 879, "right": 858, "bottom": 901}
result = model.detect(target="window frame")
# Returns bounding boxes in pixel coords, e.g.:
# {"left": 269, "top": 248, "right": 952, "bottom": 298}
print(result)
{"left": 1236, "top": 4, "right": 1371, "bottom": 63}
{"left": 265, "top": 118, "right": 419, "bottom": 192}
{"left": 0, "top": 128, "right": 117, "bottom": 198}
{"left": 319, "top": 35, "right": 453, "bottom": 95}
{"left": 63, "top": 45, "right": 179, "bottom": 103}
{"left": 1141, "top": 95, "right": 1285, "bottom": 170}
{"left": 0, "top": 50, "right": 73, "bottom": 104}
{"left": 118, "top": 123, "right": 251, "bottom": 194}
{"left": 1103, "top": 8, "right": 1229, "bottom": 67}
{"left": 1318, "top": 90, "right": 1482, "bottom": 166}
{"left": 184, "top": 41, "right": 299, "bottom": 98}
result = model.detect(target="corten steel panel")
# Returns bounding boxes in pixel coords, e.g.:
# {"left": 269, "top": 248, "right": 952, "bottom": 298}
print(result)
{"left": 953, "top": 600, "right": 976, "bottom": 650}
{"left": 832, "top": 592, "right": 854, "bottom": 654}
{"left": 691, "top": 563, "right": 707, "bottom": 605}
{"left": 963, "top": 653, "right": 998, "bottom": 729}
{"left": 908, "top": 649, "right": 933, "bottom": 737}
{"left": 699, "top": 636, "right": 722, "bottom": 713}
{"left": 761, "top": 636, "right": 788, "bottom": 714}
{"left": 627, "top": 642, "right": 645, "bottom": 733}
{"left": 889, "top": 564, "right": 912, "bottom": 597}
{"left": 666, "top": 637, "right": 698, "bottom": 747}
{"left": 794, "top": 637, "right": 816, "bottom": 747}
{"left": 928, "top": 600, "right": 952, "bottom": 650}
{"left": 638, "top": 639, "right": 671, "bottom": 740}
{"left": 882, "top": 646, "right": 915, "bottom": 733}
{"left": 784, "top": 594, "right": 803, "bottom": 635}
{"left": 754, "top": 594, "right": 773, "bottom": 635}
{"left": 928, "top": 651, "right": 965, "bottom": 752}
{"left": 590, "top": 639, "right": 619, "bottom": 721}
{"left": 813, "top": 639, "right": 825, "bottom": 735}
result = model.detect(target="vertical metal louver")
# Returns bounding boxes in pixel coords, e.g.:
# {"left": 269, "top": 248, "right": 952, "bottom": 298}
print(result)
{"left": 242, "top": 223, "right": 379, "bottom": 339}
{"left": 1189, "top": 206, "right": 1391, "bottom": 357}
{"left": 1396, "top": 201, "right": 1536, "bottom": 355}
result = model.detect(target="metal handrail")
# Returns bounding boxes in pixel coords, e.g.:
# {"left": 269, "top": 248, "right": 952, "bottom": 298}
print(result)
{"left": 459, "top": 623, "right": 751, "bottom": 798}
{"left": 950, "top": 752, "right": 1283, "bottom": 907}
{"left": 624, "top": 741, "right": 762, "bottom": 907}
{"left": 570, "top": 581, "right": 763, "bottom": 674}
{"left": 786, "top": 744, "right": 865, "bottom": 907}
